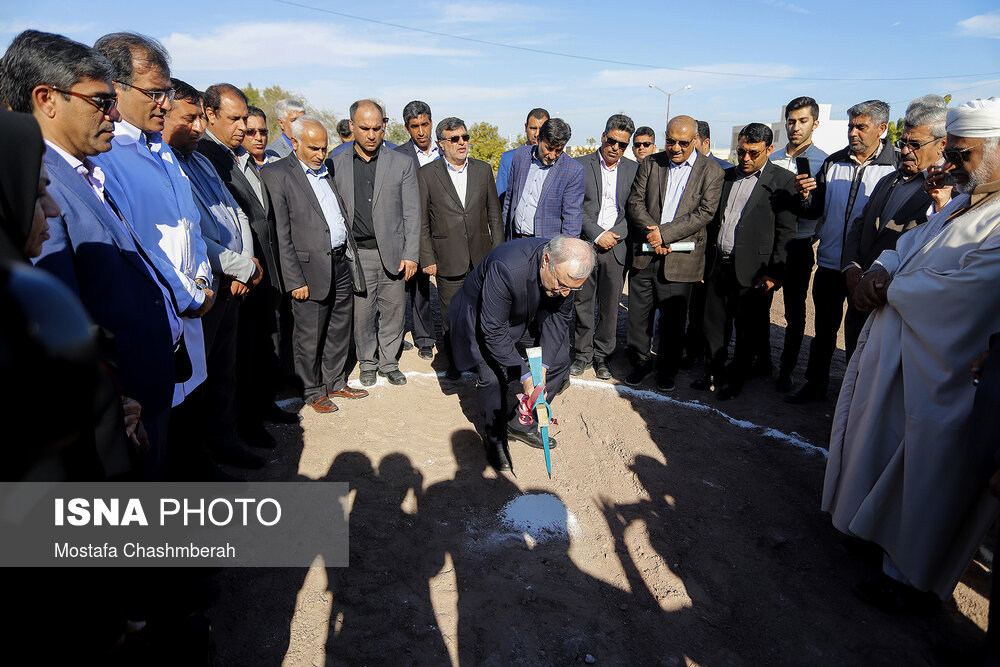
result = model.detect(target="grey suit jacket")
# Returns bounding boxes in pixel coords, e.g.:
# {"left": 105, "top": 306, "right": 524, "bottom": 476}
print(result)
{"left": 418, "top": 157, "right": 502, "bottom": 276}
{"left": 626, "top": 151, "right": 725, "bottom": 283}
{"left": 330, "top": 146, "right": 420, "bottom": 273}
{"left": 576, "top": 152, "right": 639, "bottom": 265}
{"left": 260, "top": 154, "right": 365, "bottom": 300}
{"left": 265, "top": 135, "right": 294, "bottom": 161}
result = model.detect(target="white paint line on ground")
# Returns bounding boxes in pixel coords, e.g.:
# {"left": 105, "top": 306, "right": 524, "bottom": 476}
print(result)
{"left": 385, "top": 371, "right": 828, "bottom": 459}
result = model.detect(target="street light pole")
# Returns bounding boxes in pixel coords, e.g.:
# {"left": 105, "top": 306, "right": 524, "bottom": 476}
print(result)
{"left": 649, "top": 83, "right": 692, "bottom": 146}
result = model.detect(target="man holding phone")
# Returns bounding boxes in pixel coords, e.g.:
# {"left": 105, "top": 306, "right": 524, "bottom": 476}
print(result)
{"left": 768, "top": 97, "right": 828, "bottom": 392}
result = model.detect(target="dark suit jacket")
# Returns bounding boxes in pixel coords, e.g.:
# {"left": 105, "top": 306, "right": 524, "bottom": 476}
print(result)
{"left": 394, "top": 139, "right": 437, "bottom": 171}
{"left": 576, "top": 152, "right": 639, "bottom": 265}
{"left": 626, "top": 151, "right": 725, "bottom": 282}
{"left": 842, "top": 170, "right": 935, "bottom": 271}
{"left": 196, "top": 136, "right": 284, "bottom": 294}
{"left": 259, "top": 155, "right": 365, "bottom": 301}
{"left": 35, "top": 149, "right": 175, "bottom": 417}
{"left": 445, "top": 238, "right": 573, "bottom": 377}
{"left": 706, "top": 161, "right": 798, "bottom": 287}
{"left": 330, "top": 146, "right": 420, "bottom": 273}
{"left": 502, "top": 145, "right": 585, "bottom": 240}
{"left": 418, "top": 157, "right": 502, "bottom": 276}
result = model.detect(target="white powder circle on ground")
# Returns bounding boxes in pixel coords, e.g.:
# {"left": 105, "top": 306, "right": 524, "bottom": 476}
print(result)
{"left": 501, "top": 493, "right": 580, "bottom": 541}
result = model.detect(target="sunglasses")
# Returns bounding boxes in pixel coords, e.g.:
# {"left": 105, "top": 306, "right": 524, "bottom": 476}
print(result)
{"left": 115, "top": 80, "right": 175, "bottom": 106}
{"left": 943, "top": 141, "right": 985, "bottom": 165}
{"left": 443, "top": 134, "right": 470, "bottom": 143}
{"left": 736, "top": 147, "right": 765, "bottom": 160}
{"left": 245, "top": 129, "right": 269, "bottom": 137}
{"left": 633, "top": 141, "right": 653, "bottom": 148}
{"left": 664, "top": 138, "right": 692, "bottom": 149}
{"left": 605, "top": 137, "right": 629, "bottom": 150}
{"left": 50, "top": 87, "right": 118, "bottom": 116}
{"left": 894, "top": 137, "right": 939, "bottom": 152}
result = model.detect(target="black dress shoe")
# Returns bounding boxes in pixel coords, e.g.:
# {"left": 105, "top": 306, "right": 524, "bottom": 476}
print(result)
{"left": 418, "top": 346, "right": 434, "bottom": 360}
{"left": 854, "top": 574, "right": 941, "bottom": 616}
{"left": 785, "top": 382, "right": 826, "bottom": 404}
{"left": 485, "top": 438, "right": 512, "bottom": 472}
{"left": 656, "top": 373, "right": 675, "bottom": 391}
{"left": 569, "top": 359, "right": 588, "bottom": 377}
{"left": 402, "top": 340, "right": 414, "bottom": 351}
{"left": 506, "top": 426, "right": 558, "bottom": 449}
{"left": 445, "top": 366, "right": 462, "bottom": 381}
{"left": 593, "top": 359, "right": 612, "bottom": 380}
{"left": 211, "top": 444, "right": 266, "bottom": 469}
{"left": 359, "top": 370, "right": 377, "bottom": 386}
{"left": 624, "top": 364, "right": 651, "bottom": 387}
{"left": 263, "top": 403, "right": 300, "bottom": 424}
{"left": 690, "top": 374, "right": 715, "bottom": 391}
{"left": 378, "top": 369, "right": 407, "bottom": 385}
{"left": 717, "top": 382, "right": 742, "bottom": 401}
{"left": 775, "top": 374, "right": 793, "bottom": 393}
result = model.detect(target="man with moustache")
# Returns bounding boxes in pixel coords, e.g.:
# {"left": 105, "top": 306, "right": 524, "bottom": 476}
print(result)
{"left": 243, "top": 106, "right": 272, "bottom": 167}
{"left": 768, "top": 97, "right": 828, "bottom": 391}
{"left": 262, "top": 116, "right": 369, "bottom": 413}
{"left": 264, "top": 98, "right": 305, "bottom": 160}
{"left": 329, "top": 99, "right": 398, "bottom": 156}
{"left": 787, "top": 99, "right": 898, "bottom": 403}
{"left": 693, "top": 123, "right": 796, "bottom": 400}
{"left": 496, "top": 107, "right": 549, "bottom": 199}
{"left": 625, "top": 115, "right": 725, "bottom": 390}
{"left": 90, "top": 32, "right": 213, "bottom": 413}
{"left": 841, "top": 96, "right": 952, "bottom": 360}
{"left": 570, "top": 114, "right": 638, "bottom": 380}
{"left": 332, "top": 99, "right": 420, "bottom": 386}
{"left": 418, "top": 116, "right": 503, "bottom": 378}
{"left": 197, "top": 82, "right": 296, "bottom": 449}
{"left": 823, "top": 98, "right": 1000, "bottom": 609}
{"left": 396, "top": 100, "right": 439, "bottom": 360}
{"left": 164, "top": 78, "right": 268, "bottom": 471}
{"left": 632, "top": 126, "right": 657, "bottom": 165}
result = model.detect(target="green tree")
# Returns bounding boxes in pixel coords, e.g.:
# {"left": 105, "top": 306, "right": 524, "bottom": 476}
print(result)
{"left": 241, "top": 83, "right": 339, "bottom": 149}
{"left": 385, "top": 120, "right": 410, "bottom": 146}
{"left": 468, "top": 121, "right": 511, "bottom": 176}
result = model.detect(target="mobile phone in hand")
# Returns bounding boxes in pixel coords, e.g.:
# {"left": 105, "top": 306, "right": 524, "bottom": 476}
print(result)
{"left": 795, "top": 157, "right": 811, "bottom": 176}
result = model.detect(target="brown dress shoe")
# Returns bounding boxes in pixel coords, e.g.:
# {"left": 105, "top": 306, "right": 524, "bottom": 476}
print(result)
{"left": 328, "top": 386, "right": 369, "bottom": 399}
{"left": 309, "top": 396, "right": 339, "bottom": 413}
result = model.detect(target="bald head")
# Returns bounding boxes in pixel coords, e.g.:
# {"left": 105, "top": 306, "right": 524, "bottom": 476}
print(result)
{"left": 291, "top": 116, "right": 329, "bottom": 170}
{"left": 350, "top": 99, "right": 386, "bottom": 158}
{"left": 665, "top": 115, "right": 698, "bottom": 165}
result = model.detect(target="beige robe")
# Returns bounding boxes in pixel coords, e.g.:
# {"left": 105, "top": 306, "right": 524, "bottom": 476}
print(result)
{"left": 822, "top": 181, "right": 1000, "bottom": 598}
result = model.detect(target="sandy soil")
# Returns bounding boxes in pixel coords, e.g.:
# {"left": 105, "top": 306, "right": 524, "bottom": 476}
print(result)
{"left": 206, "top": 277, "right": 993, "bottom": 666}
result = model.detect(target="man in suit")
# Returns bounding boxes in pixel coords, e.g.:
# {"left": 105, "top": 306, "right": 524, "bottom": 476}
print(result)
{"left": 632, "top": 126, "right": 657, "bottom": 165}
{"left": 418, "top": 116, "right": 503, "bottom": 377}
{"left": 197, "top": 83, "right": 297, "bottom": 448}
{"left": 503, "top": 118, "right": 585, "bottom": 240}
{"left": 446, "top": 236, "right": 595, "bottom": 471}
{"left": 332, "top": 99, "right": 421, "bottom": 386}
{"left": 694, "top": 123, "right": 797, "bottom": 400}
{"left": 496, "top": 107, "right": 549, "bottom": 199}
{"left": 261, "top": 117, "right": 370, "bottom": 412}
{"left": 7, "top": 30, "right": 178, "bottom": 477}
{"left": 264, "top": 98, "right": 304, "bottom": 161}
{"left": 243, "top": 106, "right": 273, "bottom": 168}
{"left": 624, "top": 115, "right": 725, "bottom": 390}
{"left": 395, "top": 100, "right": 439, "bottom": 359}
{"left": 841, "top": 97, "right": 952, "bottom": 360}
{"left": 570, "top": 114, "right": 638, "bottom": 380}
{"left": 329, "top": 99, "right": 398, "bottom": 157}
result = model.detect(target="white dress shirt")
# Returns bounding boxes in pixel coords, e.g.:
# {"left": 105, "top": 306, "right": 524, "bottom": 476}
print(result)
{"left": 597, "top": 153, "right": 619, "bottom": 231}
{"left": 660, "top": 150, "right": 699, "bottom": 224}
{"left": 445, "top": 158, "right": 469, "bottom": 207}
{"left": 415, "top": 144, "right": 440, "bottom": 167}
{"left": 299, "top": 159, "right": 348, "bottom": 249}
{"left": 514, "top": 150, "right": 552, "bottom": 235}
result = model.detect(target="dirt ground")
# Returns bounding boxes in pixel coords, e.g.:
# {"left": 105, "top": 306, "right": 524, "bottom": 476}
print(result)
{"left": 206, "top": 278, "right": 994, "bottom": 666}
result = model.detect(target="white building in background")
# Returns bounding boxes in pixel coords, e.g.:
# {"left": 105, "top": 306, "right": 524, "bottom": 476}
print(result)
{"left": 730, "top": 103, "right": 849, "bottom": 160}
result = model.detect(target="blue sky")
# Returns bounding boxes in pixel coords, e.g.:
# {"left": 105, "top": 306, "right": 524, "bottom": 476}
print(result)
{"left": 2, "top": 0, "right": 999, "bottom": 148}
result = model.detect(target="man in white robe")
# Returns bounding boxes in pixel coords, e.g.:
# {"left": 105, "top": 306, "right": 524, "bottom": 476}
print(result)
{"left": 822, "top": 97, "right": 1000, "bottom": 603}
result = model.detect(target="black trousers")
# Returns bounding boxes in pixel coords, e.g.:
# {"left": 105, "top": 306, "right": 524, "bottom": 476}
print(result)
{"left": 292, "top": 252, "right": 354, "bottom": 403}
{"left": 407, "top": 270, "right": 436, "bottom": 349}
{"left": 778, "top": 237, "right": 816, "bottom": 378}
{"left": 573, "top": 249, "right": 626, "bottom": 363}
{"left": 684, "top": 280, "right": 707, "bottom": 360}
{"left": 236, "top": 282, "right": 281, "bottom": 426}
{"left": 475, "top": 348, "right": 570, "bottom": 441}
{"left": 804, "top": 266, "right": 849, "bottom": 389}
{"left": 703, "top": 257, "right": 772, "bottom": 383}
{"left": 626, "top": 260, "right": 692, "bottom": 378}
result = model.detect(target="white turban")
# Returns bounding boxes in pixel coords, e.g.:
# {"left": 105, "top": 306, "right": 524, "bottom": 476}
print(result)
{"left": 946, "top": 97, "right": 1000, "bottom": 137}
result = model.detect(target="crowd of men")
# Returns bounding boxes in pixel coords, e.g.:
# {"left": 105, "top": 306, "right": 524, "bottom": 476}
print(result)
{"left": 4, "top": 26, "right": 1000, "bottom": 661}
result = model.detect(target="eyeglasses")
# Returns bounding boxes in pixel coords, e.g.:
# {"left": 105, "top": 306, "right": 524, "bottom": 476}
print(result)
{"left": 664, "top": 138, "right": 692, "bottom": 149}
{"left": 547, "top": 264, "right": 583, "bottom": 293}
{"left": 943, "top": 141, "right": 985, "bottom": 165}
{"left": 604, "top": 137, "right": 629, "bottom": 150}
{"left": 50, "top": 87, "right": 118, "bottom": 116}
{"left": 736, "top": 147, "right": 765, "bottom": 160}
{"left": 894, "top": 137, "right": 939, "bottom": 152}
{"left": 443, "top": 134, "right": 470, "bottom": 143}
{"left": 633, "top": 141, "right": 653, "bottom": 148}
{"left": 114, "top": 80, "right": 175, "bottom": 107}
{"left": 245, "top": 129, "right": 269, "bottom": 137}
